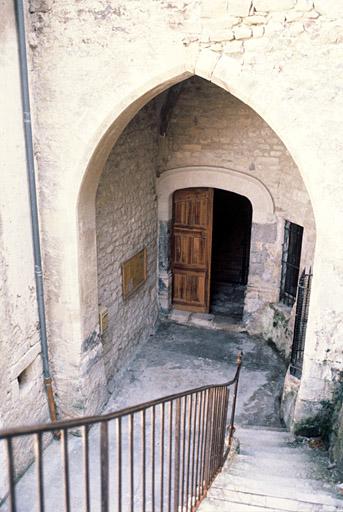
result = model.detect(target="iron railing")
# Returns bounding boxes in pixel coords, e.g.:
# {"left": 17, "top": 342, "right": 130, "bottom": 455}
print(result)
{"left": 0, "top": 353, "right": 243, "bottom": 512}
{"left": 290, "top": 269, "right": 312, "bottom": 378}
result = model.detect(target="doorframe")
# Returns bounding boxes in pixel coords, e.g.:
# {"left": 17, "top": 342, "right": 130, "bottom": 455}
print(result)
{"left": 156, "top": 166, "right": 277, "bottom": 315}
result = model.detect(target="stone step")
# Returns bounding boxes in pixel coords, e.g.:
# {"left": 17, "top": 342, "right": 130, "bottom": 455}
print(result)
{"left": 207, "top": 485, "right": 342, "bottom": 511}
{"left": 213, "top": 473, "right": 339, "bottom": 504}
{"left": 199, "top": 496, "right": 285, "bottom": 511}
{"left": 225, "top": 453, "right": 329, "bottom": 480}
{"left": 198, "top": 426, "right": 343, "bottom": 512}
{"left": 200, "top": 494, "right": 341, "bottom": 512}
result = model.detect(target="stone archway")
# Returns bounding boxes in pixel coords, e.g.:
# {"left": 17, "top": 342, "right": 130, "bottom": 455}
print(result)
{"left": 74, "top": 63, "right": 322, "bottom": 431}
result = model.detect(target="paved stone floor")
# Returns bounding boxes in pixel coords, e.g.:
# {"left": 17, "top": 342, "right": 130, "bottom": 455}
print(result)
{"left": 1, "top": 321, "right": 341, "bottom": 511}
{"left": 105, "top": 321, "right": 286, "bottom": 428}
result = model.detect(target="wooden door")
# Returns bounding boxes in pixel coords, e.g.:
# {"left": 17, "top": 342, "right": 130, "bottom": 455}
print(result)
{"left": 172, "top": 188, "right": 213, "bottom": 313}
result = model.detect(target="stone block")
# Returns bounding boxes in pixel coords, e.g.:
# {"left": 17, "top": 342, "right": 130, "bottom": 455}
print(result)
{"left": 226, "top": 15, "right": 243, "bottom": 27}
{"left": 223, "top": 40, "right": 244, "bottom": 53}
{"left": 202, "top": 0, "right": 228, "bottom": 18}
{"left": 296, "top": 0, "right": 313, "bottom": 11}
{"left": 210, "top": 29, "right": 234, "bottom": 42}
{"left": 320, "top": 22, "right": 343, "bottom": 43}
{"left": 286, "top": 10, "right": 304, "bottom": 21}
{"left": 209, "top": 42, "right": 224, "bottom": 52}
{"left": 195, "top": 48, "right": 221, "bottom": 79}
{"left": 264, "top": 20, "right": 285, "bottom": 33}
{"left": 190, "top": 313, "right": 214, "bottom": 327}
{"left": 252, "top": 25, "right": 265, "bottom": 37}
{"left": 169, "top": 309, "right": 191, "bottom": 323}
{"left": 314, "top": 0, "right": 343, "bottom": 17}
{"left": 233, "top": 26, "right": 252, "bottom": 39}
{"left": 305, "top": 10, "right": 319, "bottom": 18}
{"left": 289, "top": 21, "right": 305, "bottom": 34}
{"left": 252, "top": 222, "right": 278, "bottom": 243}
{"left": 253, "top": 0, "right": 296, "bottom": 11}
{"left": 244, "top": 14, "right": 267, "bottom": 24}
{"left": 228, "top": 0, "right": 252, "bottom": 17}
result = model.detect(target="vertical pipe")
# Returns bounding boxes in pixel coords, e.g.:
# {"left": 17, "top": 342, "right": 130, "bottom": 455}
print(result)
{"left": 14, "top": 0, "right": 57, "bottom": 423}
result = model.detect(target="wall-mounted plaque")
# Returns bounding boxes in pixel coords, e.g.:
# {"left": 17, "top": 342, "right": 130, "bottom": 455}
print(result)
{"left": 121, "top": 247, "right": 147, "bottom": 299}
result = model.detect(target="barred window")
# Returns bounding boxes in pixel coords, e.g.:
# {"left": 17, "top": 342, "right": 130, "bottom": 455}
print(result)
{"left": 280, "top": 220, "right": 303, "bottom": 306}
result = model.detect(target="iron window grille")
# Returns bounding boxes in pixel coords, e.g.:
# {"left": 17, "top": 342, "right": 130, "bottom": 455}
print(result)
{"left": 280, "top": 220, "right": 304, "bottom": 306}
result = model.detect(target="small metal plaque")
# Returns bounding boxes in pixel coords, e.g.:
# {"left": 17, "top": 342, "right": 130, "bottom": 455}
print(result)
{"left": 99, "top": 306, "right": 109, "bottom": 335}
{"left": 121, "top": 247, "right": 147, "bottom": 299}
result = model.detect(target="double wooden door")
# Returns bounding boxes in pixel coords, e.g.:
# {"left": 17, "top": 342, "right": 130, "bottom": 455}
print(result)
{"left": 172, "top": 188, "right": 213, "bottom": 313}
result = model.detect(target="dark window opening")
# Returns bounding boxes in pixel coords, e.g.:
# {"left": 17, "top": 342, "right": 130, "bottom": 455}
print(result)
{"left": 280, "top": 220, "right": 303, "bottom": 306}
{"left": 211, "top": 190, "right": 252, "bottom": 318}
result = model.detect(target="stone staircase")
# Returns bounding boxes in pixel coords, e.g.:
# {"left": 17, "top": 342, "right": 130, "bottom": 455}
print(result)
{"left": 199, "top": 427, "right": 343, "bottom": 512}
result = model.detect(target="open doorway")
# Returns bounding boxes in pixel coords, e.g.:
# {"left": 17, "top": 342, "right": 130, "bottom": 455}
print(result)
{"left": 171, "top": 188, "right": 252, "bottom": 319}
{"left": 211, "top": 190, "right": 252, "bottom": 319}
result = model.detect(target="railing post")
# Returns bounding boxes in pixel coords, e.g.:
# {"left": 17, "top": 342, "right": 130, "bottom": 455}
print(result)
{"left": 100, "top": 421, "right": 109, "bottom": 512}
{"left": 203, "top": 388, "right": 213, "bottom": 490}
{"left": 228, "top": 352, "right": 243, "bottom": 448}
{"left": 173, "top": 398, "right": 181, "bottom": 512}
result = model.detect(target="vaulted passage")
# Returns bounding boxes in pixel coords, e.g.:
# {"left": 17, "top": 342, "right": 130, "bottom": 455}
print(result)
{"left": 92, "top": 75, "right": 315, "bottom": 407}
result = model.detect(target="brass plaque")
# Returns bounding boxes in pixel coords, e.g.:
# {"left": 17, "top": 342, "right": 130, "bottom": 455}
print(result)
{"left": 121, "top": 247, "right": 147, "bottom": 299}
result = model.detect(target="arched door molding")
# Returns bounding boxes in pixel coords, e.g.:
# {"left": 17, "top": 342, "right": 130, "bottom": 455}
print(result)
{"left": 156, "top": 166, "right": 275, "bottom": 224}
{"left": 156, "top": 165, "right": 277, "bottom": 313}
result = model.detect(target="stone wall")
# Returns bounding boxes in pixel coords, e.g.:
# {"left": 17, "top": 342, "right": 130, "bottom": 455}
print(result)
{"left": 95, "top": 103, "right": 159, "bottom": 388}
{"left": 158, "top": 76, "right": 315, "bottom": 357}
{"left": 200, "top": 0, "right": 341, "bottom": 54}
{"left": 0, "top": 2, "right": 50, "bottom": 500}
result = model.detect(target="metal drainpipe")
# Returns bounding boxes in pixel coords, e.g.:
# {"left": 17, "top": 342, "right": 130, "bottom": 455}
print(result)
{"left": 14, "top": 0, "right": 57, "bottom": 423}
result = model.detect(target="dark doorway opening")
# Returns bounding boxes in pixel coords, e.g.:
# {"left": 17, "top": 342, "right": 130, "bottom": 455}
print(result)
{"left": 211, "top": 190, "right": 252, "bottom": 319}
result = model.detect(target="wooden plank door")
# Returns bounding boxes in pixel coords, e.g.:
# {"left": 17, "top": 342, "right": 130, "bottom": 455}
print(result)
{"left": 172, "top": 188, "right": 214, "bottom": 313}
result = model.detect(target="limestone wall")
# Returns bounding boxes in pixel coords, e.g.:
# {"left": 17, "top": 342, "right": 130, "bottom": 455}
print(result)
{"left": 200, "top": 0, "right": 339, "bottom": 55}
{"left": 0, "top": 2, "right": 50, "bottom": 498}
{"left": 95, "top": 103, "right": 159, "bottom": 388}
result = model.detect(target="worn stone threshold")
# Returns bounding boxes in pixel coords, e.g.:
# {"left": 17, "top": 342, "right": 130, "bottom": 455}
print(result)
{"left": 166, "top": 308, "right": 246, "bottom": 333}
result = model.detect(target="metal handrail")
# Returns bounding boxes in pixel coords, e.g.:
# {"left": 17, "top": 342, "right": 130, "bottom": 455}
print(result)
{"left": 0, "top": 352, "right": 243, "bottom": 512}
